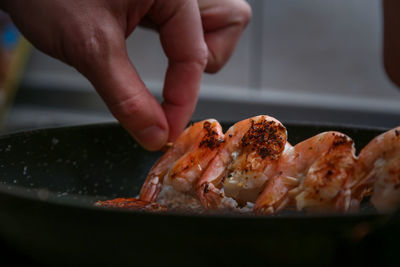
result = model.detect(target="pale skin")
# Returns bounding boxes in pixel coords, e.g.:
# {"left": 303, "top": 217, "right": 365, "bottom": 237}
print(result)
{"left": 0, "top": 0, "right": 251, "bottom": 151}
{"left": 2, "top": 1, "right": 398, "bottom": 152}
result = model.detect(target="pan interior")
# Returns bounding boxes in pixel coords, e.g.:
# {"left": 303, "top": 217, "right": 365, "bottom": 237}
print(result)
{"left": 0, "top": 122, "right": 385, "bottom": 213}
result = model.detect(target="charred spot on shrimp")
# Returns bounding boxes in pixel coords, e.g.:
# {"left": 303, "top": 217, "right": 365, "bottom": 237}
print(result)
{"left": 332, "top": 134, "right": 353, "bottom": 148}
{"left": 203, "top": 183, "right": 210, "bottom": 193}
{"left": 240, "top": 119, "right": 286, "bottom": 159}
{"left": 199, "top": 121, "right": 224, "bottom": 149}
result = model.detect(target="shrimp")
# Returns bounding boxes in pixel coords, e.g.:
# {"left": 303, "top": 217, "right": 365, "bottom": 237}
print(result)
{"left": 196, "top": 115, "right": 288, "bottom": 209}
{"left": 139, "top": 119, "right": 224, "bottom": 202}
{"left": 255, "top": 131, "right": 356, "bottom": 215}
{"left": 349, "top": 127, "right": 400, "bottom": 213}
{"left": 95, "top": 198, "right": 167, "bottom": 212}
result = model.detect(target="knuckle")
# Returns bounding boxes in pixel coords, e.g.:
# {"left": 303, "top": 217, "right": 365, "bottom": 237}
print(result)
{"left": 111, "top": 96, "right": 146, "bottom": 121}
{"left": 81, "top": 32, "right": 106, "bottom": 59}
{"left": 76, "top": 30, "right": 107, "bottom": 64}
{"left": 177, "top": 43, "right": 208, "bottom": 70}
{"left": 205, "top": 63, "right": 220, "bottom": 74}
{"left": 193, "top": 45, "right": 209, "bottom": 69}
{"left": 233, "top": 0, "right": 252, "bottom": 26}
{"left": 61, "top": 26, "right": 113, "bottom": 71}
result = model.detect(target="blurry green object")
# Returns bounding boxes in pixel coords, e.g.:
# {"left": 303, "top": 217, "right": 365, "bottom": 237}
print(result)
{"left": 0, "top": 12, "right": 31, "bottom": 129}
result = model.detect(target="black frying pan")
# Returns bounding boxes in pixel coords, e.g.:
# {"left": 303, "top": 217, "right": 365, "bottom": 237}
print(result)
{"left": 0, "top": 122, "right": 398, "bottom": 266}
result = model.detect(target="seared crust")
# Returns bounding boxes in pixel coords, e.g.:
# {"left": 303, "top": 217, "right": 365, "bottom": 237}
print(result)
{"left": 241, "top": 119, "right": 286, "bottom": 159}
{"left": 199, "top": 121, "right": 225, "bottom": 149}
{"left": 95, "top": 198, "right": 167, "bottom": 212}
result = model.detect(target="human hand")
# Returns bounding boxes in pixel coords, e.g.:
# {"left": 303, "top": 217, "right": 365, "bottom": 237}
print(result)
{"left": 1, "top": 0, "right": 251, "bottom": 150}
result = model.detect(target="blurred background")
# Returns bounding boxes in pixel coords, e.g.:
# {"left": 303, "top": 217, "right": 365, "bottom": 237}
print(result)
{"left": 2, "top": 0, "right": 400, "bottom": 134}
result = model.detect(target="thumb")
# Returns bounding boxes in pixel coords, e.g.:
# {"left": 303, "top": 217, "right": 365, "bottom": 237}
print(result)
{"left": 76, "top": 29, "right": 169, "bottom": 151}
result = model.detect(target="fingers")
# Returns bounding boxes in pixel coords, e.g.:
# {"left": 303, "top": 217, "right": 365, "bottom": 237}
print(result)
{"left": 92, "top": 55, "right": 169, "bottom": 151}
{"left": 149, "top": 0, "right": 208, "bottom": 141}
{"left": 199, "top": 0, "right": 252, "bottom": 73}
{"left": 4, "top": 0, "right": 251, "bottom": 150}
{"left": 4, "top": 0, "right": 170, "bottom": 150}
{"left": 75, "top": 19, "right": 169, "bottom": 151}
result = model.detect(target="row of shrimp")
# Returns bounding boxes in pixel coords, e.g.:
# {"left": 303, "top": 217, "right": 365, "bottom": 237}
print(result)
{"left": 138, "top": 115, "right": 400, "bottom": 215}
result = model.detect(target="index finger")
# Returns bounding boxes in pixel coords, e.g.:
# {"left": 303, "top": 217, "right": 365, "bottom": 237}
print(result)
{"left": 149, "top": 0, "right": 208, "bottom": 141}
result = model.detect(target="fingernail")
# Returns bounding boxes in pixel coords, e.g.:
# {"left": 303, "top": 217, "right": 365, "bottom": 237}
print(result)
{"left": 135, "top": 125, "right": 168, "bottom": 151}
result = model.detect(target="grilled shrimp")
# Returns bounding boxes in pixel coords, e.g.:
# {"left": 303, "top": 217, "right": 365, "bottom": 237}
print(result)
{"left": 196, "top": 115, "right": 288, "bottom": 209}
{"left": 348, "top": 127, "right": 400, "bottom": 213}
{"left": 95, "top": 198, "right": 167, "bottom": 212}
{"left": 139, "top": 119, "right": 224, "bottom": 202}
{"left": 255, "top": 131, "right": 356, "bottom": 215}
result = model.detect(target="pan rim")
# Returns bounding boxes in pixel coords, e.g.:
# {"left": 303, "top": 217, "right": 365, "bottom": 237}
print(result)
{"left": 0, "top": 120, "right": 391, "bottom": 139}
{"left": 0, "top": 121, "right": 392, "bottom": 220}
{"left": 0, "top": 182, "right": 390, "bottom": 221}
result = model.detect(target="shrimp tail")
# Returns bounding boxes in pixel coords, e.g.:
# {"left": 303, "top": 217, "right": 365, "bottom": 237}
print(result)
{"left": 197, "top": 183, "right": 225, "bottom": 209}
{"left": 254, "top": 173, "right": 297, "bottom": 214}
{"left": 334, "top": 188, "right": 352, "bottom": 212}
{"left": 139, "top": 119, "right": 224, "bottom": 202}
{"left": 139, "top": 172, "right": 167, "bottom": 202}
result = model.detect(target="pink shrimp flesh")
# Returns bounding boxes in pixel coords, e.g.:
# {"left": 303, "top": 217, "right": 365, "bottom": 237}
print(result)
{"left": 255, "top": 131, "right": 356, "bottom": 215}
{"left": 350, "top": 126, "right": 400, "bottom": 212}
{"left": 196, "top": 115, "right": 287, "bottom": 209}
{"left": 139, "top": 119, "right": 224, "bottom": 202}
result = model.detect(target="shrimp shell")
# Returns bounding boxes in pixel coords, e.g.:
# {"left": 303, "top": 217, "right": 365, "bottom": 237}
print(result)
{"left": 197, "top": 115, "right": 287, "bottom": 209}
{"left": 255, "top": 131, "right": 356, "bottom": 214}
{"left": 350, "top": 126, "right": 400, "bottom": 212}
{"left": 139, "top": 119, "right": 224, "bottom": 202}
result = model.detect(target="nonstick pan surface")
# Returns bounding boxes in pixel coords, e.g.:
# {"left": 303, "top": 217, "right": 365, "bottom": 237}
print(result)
{"left": 0, "top": 122, "right": 398, "bottom": 266}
